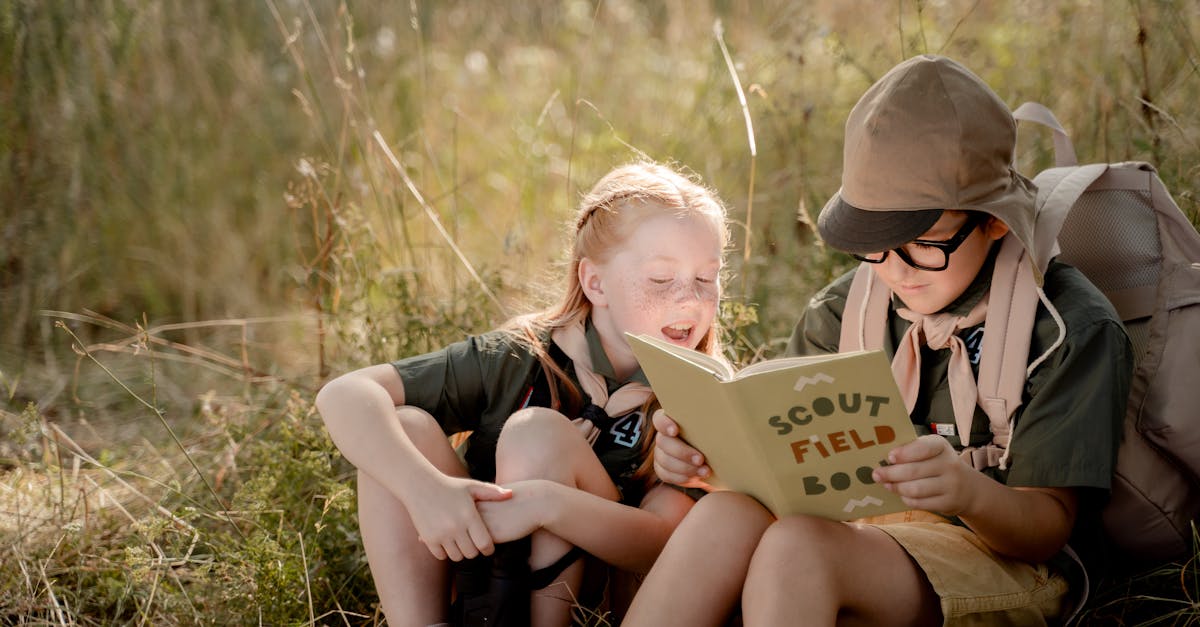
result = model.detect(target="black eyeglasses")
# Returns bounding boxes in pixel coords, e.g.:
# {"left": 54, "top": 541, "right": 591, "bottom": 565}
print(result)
{"left": 851, "top": 213, "right": 987, "bottom": 271}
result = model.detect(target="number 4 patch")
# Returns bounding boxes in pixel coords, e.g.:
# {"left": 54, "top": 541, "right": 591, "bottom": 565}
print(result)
{"left": 609, "top": 412, "right": 643, "bottom": 448}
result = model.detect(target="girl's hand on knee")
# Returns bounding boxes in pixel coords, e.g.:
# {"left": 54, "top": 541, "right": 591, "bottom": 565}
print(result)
{"left": 872, "top": 434, "right": 979, "bottom": 516}
{"left": 477, "top": 479, "right": 553, "bottom": 544}
{"left": 409, "top": 475, "right": 511, "bottom": 561}
{"left": 651, "top": 409, "right": 713, "bottom": 489}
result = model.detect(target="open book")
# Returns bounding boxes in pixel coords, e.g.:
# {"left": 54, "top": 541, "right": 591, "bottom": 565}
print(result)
{"left": 627, "top": 333, "right": 917, "bottom": 520}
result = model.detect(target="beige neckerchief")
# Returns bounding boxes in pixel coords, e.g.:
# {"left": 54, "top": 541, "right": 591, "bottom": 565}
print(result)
{"left": 550, "top": 320, "right": 652, "bottom": 418}
{"left": 892, "top": 294, "right": 989, "bottom": 442}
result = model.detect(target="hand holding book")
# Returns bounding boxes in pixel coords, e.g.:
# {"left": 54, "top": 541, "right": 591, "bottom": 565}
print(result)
{"left": 650, "top": 409, "right": 716, "bottom": 490}
{"left": 628, "top": 333, "right": 918, "bottom": 520}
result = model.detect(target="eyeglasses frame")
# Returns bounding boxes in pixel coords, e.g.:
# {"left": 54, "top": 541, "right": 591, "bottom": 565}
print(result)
{"left": 850, "top": 212, "right": 988, "bottom": 272}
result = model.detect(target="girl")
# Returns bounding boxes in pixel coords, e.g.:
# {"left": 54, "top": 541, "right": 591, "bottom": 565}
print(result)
{"left": 315, "top": 161, "right": 729, "bottom": 627}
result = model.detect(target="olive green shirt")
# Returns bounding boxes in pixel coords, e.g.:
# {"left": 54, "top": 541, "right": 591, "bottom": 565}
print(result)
{"left": 787, "top": 259, "right": 1130, "bottom": 492}
{"left": 787, "top": 258, "right": 1132, "bottom": 576}
{"left": 392, "top": 322, "right": 653, "bottom": 502}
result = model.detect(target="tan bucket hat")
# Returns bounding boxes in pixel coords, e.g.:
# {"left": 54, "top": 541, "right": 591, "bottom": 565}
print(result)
{"left": 818, "top": 55, "right": 1040, "bottom": 270}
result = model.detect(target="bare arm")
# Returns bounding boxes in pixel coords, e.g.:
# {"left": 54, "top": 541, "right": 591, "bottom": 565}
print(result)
{"left": 480, "top": 481, "right": 696, "bottom": 574}
{"left": 315, "top": 364, "right": 415, "bottom": 490}
{"left": 315, "top": 364, "right": 510, "bottom": 560}
{"left": 874, "top": 435, "right": 1077, "bottom": 562}
{"left": 960, "top": 484, "right": 1076, "bottom": 562}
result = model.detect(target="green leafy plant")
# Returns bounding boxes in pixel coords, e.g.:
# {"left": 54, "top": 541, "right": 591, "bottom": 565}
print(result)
{"left": 3, "top": 1, "right": 1200, "bottom": 625}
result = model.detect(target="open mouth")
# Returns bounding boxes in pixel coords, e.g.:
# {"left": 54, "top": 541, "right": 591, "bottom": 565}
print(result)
{"left": 662, "top": 323, "right": 693, "bottom": 343}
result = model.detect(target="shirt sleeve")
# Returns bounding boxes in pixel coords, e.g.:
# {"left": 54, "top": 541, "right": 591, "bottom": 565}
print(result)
{"left": 1002, "top": 269, "right": 1132, "bottom": 491}
{"left": 786, "top": 270, "right": 854, "bottom": 358}
{"left": 391, "top": 334, "right": 491, "bottom": 435}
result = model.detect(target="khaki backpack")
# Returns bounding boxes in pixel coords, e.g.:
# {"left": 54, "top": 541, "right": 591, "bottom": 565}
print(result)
{"left": 839, "top": 101, "right": 1200, "bottom": 566}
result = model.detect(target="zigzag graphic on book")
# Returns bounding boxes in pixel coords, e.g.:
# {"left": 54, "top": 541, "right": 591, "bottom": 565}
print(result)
{"left": 793, "top": 373, "right": 835, "bottom": 393}
{"left": 842, "top": 495, "right": 885, "bottom": 513}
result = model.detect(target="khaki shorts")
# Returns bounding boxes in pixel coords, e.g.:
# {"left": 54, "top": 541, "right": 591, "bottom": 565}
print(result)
{"left": 859, "top": 511, "right": 1071, "bottom": 626}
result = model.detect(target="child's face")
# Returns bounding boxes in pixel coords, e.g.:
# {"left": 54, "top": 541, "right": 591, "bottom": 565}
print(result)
{"left": 584, "top": 212, "right": 723, "bottom": 352}
{"left": 868, "top": 210, "right": 1009, "bottom": 315}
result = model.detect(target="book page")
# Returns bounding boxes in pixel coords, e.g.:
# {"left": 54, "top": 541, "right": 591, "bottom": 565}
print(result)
{"left": 733, "top": 350, "right": 874, "bottom": 378}
{"left": 624, "top": 333, "right": 736, "bottom": 380}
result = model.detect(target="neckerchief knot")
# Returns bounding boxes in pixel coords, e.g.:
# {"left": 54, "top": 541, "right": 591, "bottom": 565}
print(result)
{"left": 893, "top": 295, "right": 989, "bottom": 443}
{"left": 550, "top": 320, "right": 652, "bottom": 425}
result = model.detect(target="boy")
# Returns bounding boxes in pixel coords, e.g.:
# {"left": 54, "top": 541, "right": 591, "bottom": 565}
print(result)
{"left": 625, "top": 55, "right": 1132, "bottom": 626}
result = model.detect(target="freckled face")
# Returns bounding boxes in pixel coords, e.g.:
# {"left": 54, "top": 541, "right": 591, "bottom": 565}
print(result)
{"left": 585, "top": 212, "right": 723, "bottom": 354}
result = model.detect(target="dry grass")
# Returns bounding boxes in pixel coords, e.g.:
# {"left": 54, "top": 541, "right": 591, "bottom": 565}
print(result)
{"left": 3, "top": 0, "right": 1200, "bottom": 623}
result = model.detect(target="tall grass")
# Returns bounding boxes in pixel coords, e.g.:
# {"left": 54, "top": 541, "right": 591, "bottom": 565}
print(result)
{"left": 2, "top": 0, "right": 1199, "bottom": 623}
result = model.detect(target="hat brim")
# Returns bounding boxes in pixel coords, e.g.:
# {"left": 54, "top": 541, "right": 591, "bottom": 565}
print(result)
{"left": 817, "top": 191, "right": 943, "bottom": 254}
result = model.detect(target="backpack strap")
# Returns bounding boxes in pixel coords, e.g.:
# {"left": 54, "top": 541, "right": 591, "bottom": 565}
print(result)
{"left": 1013, "top": 102, "right": 1079, "bottom": 167}
{"left": 966, "top": 158, "right": 1102, "bottom": 469}
{"left": 838, "top": 264, "right": 890, "bottom": 352}
{"left": 971, "top": 234, "right": 1039, "bottom": 469}
{"left": 1031, "top": 164, "right": 1111, "bottom": 261}
{"left": 838, "top": 235, "right": 1052, "bottom": 472}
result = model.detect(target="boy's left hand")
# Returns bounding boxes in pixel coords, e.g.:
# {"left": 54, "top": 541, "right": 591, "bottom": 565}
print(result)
{"left": 871, "top": 434, "right": 981, "bottom": 517}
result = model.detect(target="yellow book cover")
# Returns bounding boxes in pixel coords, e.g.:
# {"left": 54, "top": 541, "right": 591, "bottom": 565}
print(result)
{"left": 627, "top": 333, "right": 917, "bottom": 520}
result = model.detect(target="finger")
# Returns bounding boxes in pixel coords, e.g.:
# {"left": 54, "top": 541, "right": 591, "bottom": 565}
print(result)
{"left": 652, "top": 409, "right": 679, "bottom": 436}
{"left": 456, "top": 533, "right": 482, "bottom": 560}
{"left": 654, "top": 458, "right": 705, "bottom": 485}
{"left": 873, "top": 459, "right": 927, "bottom": 484}
{"left": 654, "top": 445, "right": 703, "bottom": 477}
{"left": 442, "top": 540, "right": 465, "bottom": 562}
{"left": 467, "top": 519, "right": 496, "bottom": 557}
{"left": 890, "top": 479, "right": 957, "bottom": 513}
{"left": 468, "top": 482, "right": 513, "bottom": 502}
{"left": 887, "top": 434, "right": 947, "bottom": 464}
{"left": 653, "top": 459, "right": 691, "bottom": 485}
{"left": 422, "top": 538, "right": 448, "bottom": 561}
{"left": 886, "top": 474, "right": 933, "bottom": 499}
{"left": 874, "top": 458, "right": 946, "bottom": 489}
{"left": 655, "top": 435, "right": 704, "bottom": 468}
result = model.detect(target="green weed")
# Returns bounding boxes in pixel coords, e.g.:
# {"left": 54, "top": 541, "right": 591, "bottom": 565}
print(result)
{"left": 3, "top": 1, "right": 1200, "bottom": 624}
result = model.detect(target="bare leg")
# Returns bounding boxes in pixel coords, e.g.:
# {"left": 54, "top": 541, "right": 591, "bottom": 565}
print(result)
{"left": 495, "top": 408, "right": 621, "bottom": 627}
{"left": 742, "top": 516, "right": 941, "bottom": 627}
{"left": 357, "top": 407, "right": 469, "bottom": 627}
{"left": 622, "top": 491, "right": 775, "bottom": 627}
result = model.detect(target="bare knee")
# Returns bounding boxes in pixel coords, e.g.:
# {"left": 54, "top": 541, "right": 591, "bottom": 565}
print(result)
{"left": 757, "top": 515, "right": 845, "bottom": 567}
{"left": 394, "top": 406, "right": 444, "bottom": 445}
{"left": 668, "top": 491, "right": 777, "bottom": 552}
{"left": 746, "top": 518, "right": 940, "bottom": 625}
{"left": 692, "top": 491, "right": 776, "bottom": 531}
{"left": 495, "top": 407, "right": 580, "bottom": 479}
{"left": 747, "top": 515, "right": 860, "bottom": 600}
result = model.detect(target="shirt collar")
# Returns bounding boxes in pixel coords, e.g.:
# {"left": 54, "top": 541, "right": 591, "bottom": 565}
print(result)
{"left": 585, "top": 318, "right": 651, "bottom": 387}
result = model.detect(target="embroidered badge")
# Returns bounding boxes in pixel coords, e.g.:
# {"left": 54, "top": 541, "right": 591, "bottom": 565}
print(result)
{"left": 933, "top": 423, "right": 957, "bottom": 437}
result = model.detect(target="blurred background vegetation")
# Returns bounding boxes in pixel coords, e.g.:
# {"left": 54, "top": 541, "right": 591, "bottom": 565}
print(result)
{"left": 2, "top": 0, "right": 1199, "bottom": 623}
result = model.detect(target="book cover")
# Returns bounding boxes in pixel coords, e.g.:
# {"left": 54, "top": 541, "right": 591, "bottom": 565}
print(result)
{"left": 627, "top": 333, "right": 917, "bottom": 520}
